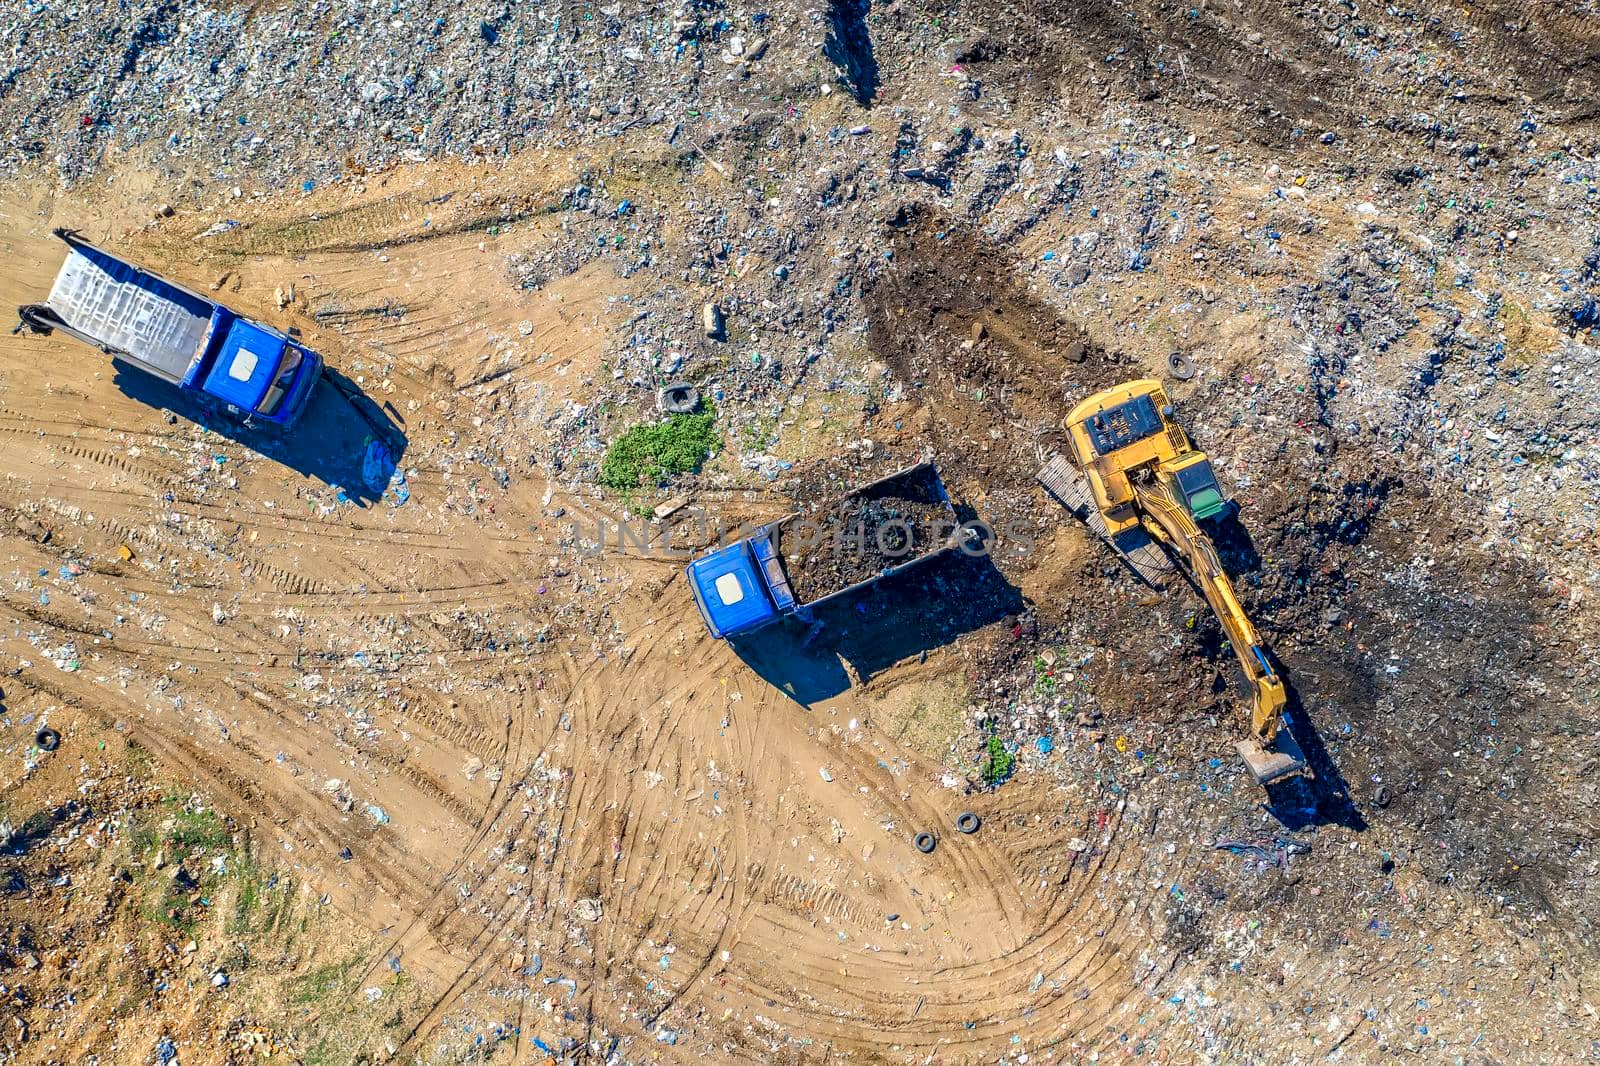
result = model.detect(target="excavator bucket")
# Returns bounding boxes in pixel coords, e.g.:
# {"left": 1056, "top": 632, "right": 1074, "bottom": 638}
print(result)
{"left": 1235, "top": 728, "right": 1311, "bottom": 786}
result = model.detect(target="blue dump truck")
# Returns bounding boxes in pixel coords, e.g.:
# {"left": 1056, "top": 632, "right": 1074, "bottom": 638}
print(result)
{"left": 15, "top": 229, "right": 323, "bottom": 428}
{"left": 688, "top": 461, "right": 972, "bottom": 638}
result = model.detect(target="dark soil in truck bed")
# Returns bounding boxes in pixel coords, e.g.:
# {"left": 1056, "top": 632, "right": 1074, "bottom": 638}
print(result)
{"left": 779, "top": 466, "right": 954, "bottom": 605}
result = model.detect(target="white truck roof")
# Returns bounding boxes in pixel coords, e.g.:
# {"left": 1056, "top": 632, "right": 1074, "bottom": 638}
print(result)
{"left": 46, "top": 246, "right": 216, "bottom": 383}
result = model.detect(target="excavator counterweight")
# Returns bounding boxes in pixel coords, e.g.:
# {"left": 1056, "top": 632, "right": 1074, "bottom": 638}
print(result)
{"left": 1039, "top": 378, "right": 1308, "bottom": 787}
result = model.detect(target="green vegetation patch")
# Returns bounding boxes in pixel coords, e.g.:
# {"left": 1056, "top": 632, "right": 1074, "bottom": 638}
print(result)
{"left": 291, "top": 952, "right": 366, "bottom": 1006}
{"left": 599, "top": 406, "right": 718, "bottom": 492}
{"left": 981, "top": 734, "right": 1015, "bottom": 788}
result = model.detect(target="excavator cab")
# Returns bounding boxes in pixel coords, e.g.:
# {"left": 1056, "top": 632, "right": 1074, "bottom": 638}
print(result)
{"left": 1159, "top": 452, "right": 1227, "bottom": 521}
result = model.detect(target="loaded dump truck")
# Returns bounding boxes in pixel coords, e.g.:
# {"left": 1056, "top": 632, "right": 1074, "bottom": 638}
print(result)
{"left": 689, "top": 461, "right": 972, "bottom": 638}
{"left": 15, "top": 229, "right": 323, "bottom": 428}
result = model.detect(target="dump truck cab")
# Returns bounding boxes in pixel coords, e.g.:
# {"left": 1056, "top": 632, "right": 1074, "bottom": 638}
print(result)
{"left": 687, "top": 527, "right": 794, "bottom": 638}
{"left": 198, "top": 318, "right": 322, "bottom": 425}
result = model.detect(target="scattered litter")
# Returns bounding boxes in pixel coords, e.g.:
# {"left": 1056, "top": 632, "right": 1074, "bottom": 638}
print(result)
{"left": 1213, "top": 836, "right": 1311, "bottom": 869}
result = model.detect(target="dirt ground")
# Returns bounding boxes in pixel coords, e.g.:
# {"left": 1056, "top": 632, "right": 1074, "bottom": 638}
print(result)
{"left": 2, "top": 1, "right": 1599, "bottom": 1063}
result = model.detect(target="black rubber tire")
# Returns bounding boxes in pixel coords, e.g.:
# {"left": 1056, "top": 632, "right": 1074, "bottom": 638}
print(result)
{"left": 913, "top": 831, "right": 937, "bottom": 854}
{"left": 1168, "top": 352, "right": 1196, "bottom": 380}
{"left": 657, "top": 382, "right": 701, "bottom": 414}
{"left": 35, "top": 728, "right": 60, "bottom": 752}
{"left": 955, "top": 811, "right": 981, "bottom": 835}
{"left": 1374, "top": 784, "right": 1392, "bottom": 809}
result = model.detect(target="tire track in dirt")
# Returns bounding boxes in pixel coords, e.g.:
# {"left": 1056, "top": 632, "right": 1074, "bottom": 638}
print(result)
{"left": 353, "top": 668, "right": 573, "bottom": 992}
{"left": 383, "top": 596, "right": 750, "bottom": 1056}
{"left": 0, "top": 471, "right": 585, "bottom": 982}
{"left": 578, "top": 607, "right": 759, "bottom": 1044}
{"left": 0, "top": 646, "right": 463, "bottom": 934}
{"left": 351, "top": 579, "right": 1197, "bottom": 1061}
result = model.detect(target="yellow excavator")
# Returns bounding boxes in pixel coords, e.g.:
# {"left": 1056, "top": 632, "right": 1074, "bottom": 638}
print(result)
{"left": 1038, "top": 378, "right": 1308, "bottom": 786}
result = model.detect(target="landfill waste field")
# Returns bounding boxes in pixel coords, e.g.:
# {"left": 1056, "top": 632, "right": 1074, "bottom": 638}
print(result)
{"left": 0, "top": 1, "right": 1597, "bottom": 1063}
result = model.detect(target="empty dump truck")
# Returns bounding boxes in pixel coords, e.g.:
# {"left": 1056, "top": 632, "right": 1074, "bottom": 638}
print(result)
{"left": 16, "top": 228, "right": 323, "bottom": 428}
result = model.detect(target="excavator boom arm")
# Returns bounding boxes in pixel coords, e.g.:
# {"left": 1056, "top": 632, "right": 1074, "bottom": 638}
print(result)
{"left": 1133, "top": 484, "right": 1287, "bottom": 743}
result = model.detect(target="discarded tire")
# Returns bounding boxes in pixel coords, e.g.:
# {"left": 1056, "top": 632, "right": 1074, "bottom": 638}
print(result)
{"left": 955, "top": 811, "right": 981, "bottom": 834}
{"left": 913, "top": 831, "right": 937, "bottom": 854}
{"left": 1168, "top": 352, "right": 1196, "bottom": 380}
{"left": 1374, "top": 784, "right": 1392, "bottom": 809}
{"left": 35, "top": 727, "right": 60, "bottom": 752}
{"left": 658, "top": 381, "right": 700, "bottom": 414}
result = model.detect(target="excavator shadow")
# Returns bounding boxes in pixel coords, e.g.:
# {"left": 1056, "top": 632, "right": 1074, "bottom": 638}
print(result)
{"left": 1207, "top": 505, "right": 1264, "bottom": 574}
{"left": 729, "top": 550, "right": 1025, "bottom": 707}
{"left": 112, "top": 363, "right": 408, "bottom": 508}
{"left": 1204, "top": 512, "right": 1363, "bottom": 827}
{"left": 1262, "top": 679, "right": 1367, "bottom": 831}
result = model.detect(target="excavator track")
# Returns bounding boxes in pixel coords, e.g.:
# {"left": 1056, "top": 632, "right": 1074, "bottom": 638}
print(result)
{"left": 1037, "top": 451, "right": 1175, "bottom": 588}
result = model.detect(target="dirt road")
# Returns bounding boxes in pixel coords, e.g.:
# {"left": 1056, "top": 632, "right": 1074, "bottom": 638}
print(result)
{"left": 3, "top": 181, "right": 1138, "bottom": 1061}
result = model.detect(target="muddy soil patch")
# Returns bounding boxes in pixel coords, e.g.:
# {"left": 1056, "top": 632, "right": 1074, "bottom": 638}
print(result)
{"left": 1292, "top": 515, "right": 1592, "bottom": 913}
{"left": 863, "top": 209, "right": 1124, "bottom": 489}
{"left": 929, "top": 0, "right": 1354, "bottom": 146}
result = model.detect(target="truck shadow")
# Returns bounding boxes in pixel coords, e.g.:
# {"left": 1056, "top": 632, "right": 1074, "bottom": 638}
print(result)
{"left": 727, "top": 549, "right": 1024, "bottom": 706}
{"left": 112, "top": 363, "right": 408, "bottom": 508}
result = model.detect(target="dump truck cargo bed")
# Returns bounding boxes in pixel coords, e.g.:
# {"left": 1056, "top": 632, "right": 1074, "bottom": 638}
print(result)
{"left": 776, "top": 461, "right": 961, "bottom": 606}
{"left": 45, "top": 243, "right": 219, "bottom": 383}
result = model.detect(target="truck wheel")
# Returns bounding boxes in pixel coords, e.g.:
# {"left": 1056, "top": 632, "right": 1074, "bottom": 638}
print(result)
{"left": 35, "top": 728, "right": 60, "bottom": 752}
{"left": 15, "top": 305, "right": 58, "bottom": 337}
{"left": 913, "top": 831, "right": 937, "bottom": 854}
{"left": 1167, "top": 352, "right": 1196, "bottom": 380}
{"left": 658, "top": 382, "right": 701, "bottom": 414}
{"left": 955, "top": 811, "right": 981, "bottom": 834}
